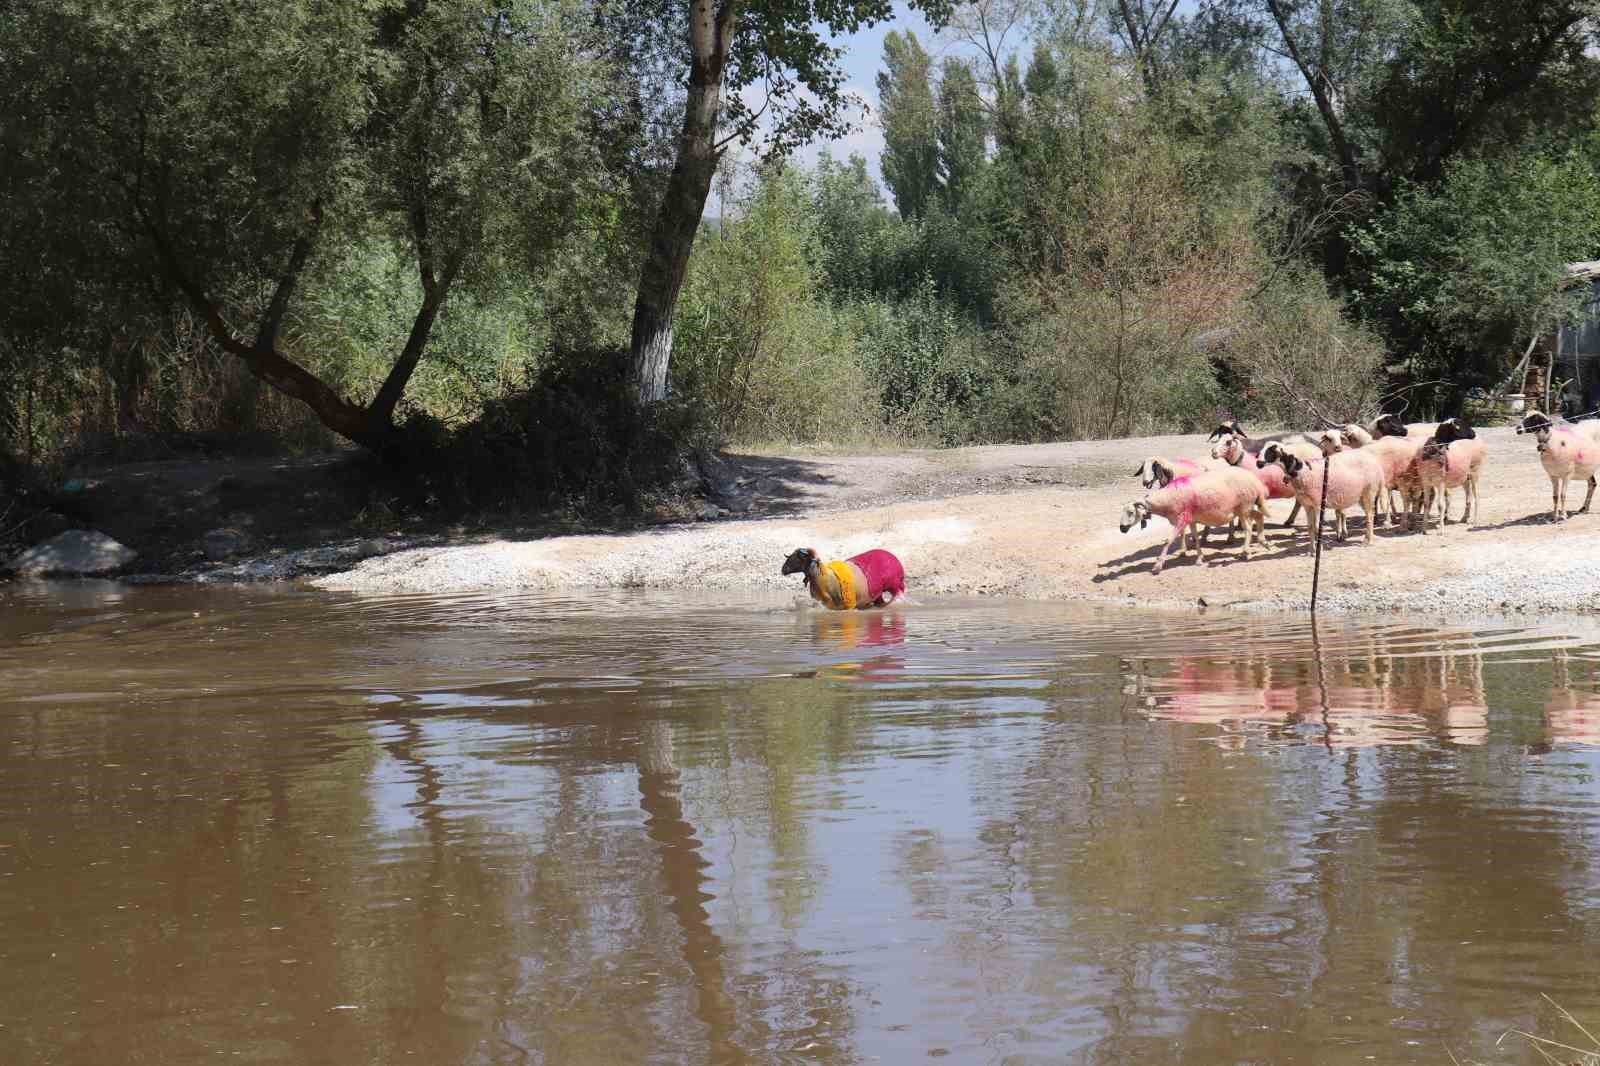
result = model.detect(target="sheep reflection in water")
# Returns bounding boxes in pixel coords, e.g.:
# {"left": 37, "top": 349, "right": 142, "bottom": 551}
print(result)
{"left": 1541, "top": 648, "right": 1600, "bottom": 747}
{"left": 1125, "top": 642, "right": 1490, "bottom": 748}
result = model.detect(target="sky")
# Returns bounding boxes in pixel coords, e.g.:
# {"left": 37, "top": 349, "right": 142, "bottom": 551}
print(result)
{"left": 714, "top": 3, "right": 954, "bottom": 208}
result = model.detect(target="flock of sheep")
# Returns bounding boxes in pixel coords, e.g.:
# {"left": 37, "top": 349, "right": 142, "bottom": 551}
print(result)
{"left": 1119, "top": 410, "right": 1600, "bottom": 575}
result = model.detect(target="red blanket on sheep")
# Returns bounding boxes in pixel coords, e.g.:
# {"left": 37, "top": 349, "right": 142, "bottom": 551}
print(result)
{"left": 846, "top": 549, "right": 907, "bottom": 604}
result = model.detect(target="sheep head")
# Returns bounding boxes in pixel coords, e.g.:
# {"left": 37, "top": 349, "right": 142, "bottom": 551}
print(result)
{"left": 1119, "top": 501, "right": 1152, "bottom": 532}
{"left": 1372, "top": 413, "right": 1408, "bottom": 438}
{"left": 1318, "top": 430, "right": 1345, "bottom": 456}
{"left": 781, "top": 547, "right": 820, "bottom": 576}
{"left": 1273, "top": 450, "right": 1307, "bottom": 479}
{"left": 1434, "top": 417, "right": 1476, "bottom": 443}
{"left": 1340, "top": 423, "right": 1373, "bottom": 447}
{"left": 1207, "top": 420, "right": 1244, "bottom": 443}
{"left": 1518, "top": 410, "right": 1553, "bottom": 435}
{"left": 1211, "top": 437, "right": 1244, "bottom": 464}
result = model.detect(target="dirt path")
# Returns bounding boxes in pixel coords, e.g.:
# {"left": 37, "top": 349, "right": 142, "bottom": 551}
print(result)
{"left": 321, "top": 426, "right": 1600, "bottom": 614}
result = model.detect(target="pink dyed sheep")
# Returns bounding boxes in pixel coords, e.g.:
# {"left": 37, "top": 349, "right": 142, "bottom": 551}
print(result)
{"left": 1135, "top": 455, "right": 1232, "bottom": 550}
{"left": 1522, "top": 410, "right": 1600, "bottom": 516}
{"left": 1535, "top": 422, "right": 1600, "bottom": 520}
{"left": 1119, "top": 468, "right": 1267, "bottom": 575}
{"left": 1413, "top": 418, "right": 1487, "bottom": 532}
{"left": 1134, "top": 456, "right": 1214, "bottom": 490}
{"left": 1338, "top": 431, "right": 1427, "bottom": 529}
{"left": 1261, "top": 442, "right": 1386, "bottom": 545}
{"left": 1210, "top": 432, "right": 1321, "bottom": 530}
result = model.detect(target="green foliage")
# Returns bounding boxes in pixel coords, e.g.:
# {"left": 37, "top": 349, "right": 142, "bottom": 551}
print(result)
{"left": 1348, "top": 150, "right": 1600, "bottom": 399}
{"left": 672, "top": 164, "right": 992, "bottom": 447}
{"left": 1221, "top": 273, "right": 1389, "bottom": 426}
{"left": 294, "top": 241, "right": 546, "bottom": 423}
{"left": 1372, "top": 0, "right": 1600, "bottom": 184}
{"left": 851, "top": 279, "right": 994, "bottom": 444}
{"left": 986, "top": 41, "right": 1269, "bottom": 439}
{"left": 673, "top": 165, "right": 879, "bottom": 442}
{"left": 811, "top": 153, "right": 999, "bottom": 319}
{"left": 878, "top": 31, "right": 942, "bottom": 219}
{"left": 384, "top": 348, "right": 710, "bottom": 515}
{"left": 0, "top": 0, "right": 623, "bottom": 453}
{"left": 935, "top": 60, "right": 990, "bottom": 214}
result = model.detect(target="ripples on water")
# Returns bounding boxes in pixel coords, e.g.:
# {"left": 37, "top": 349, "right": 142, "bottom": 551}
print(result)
{"left": 3, "top": 582, "right": 1600, "bottom": 1065}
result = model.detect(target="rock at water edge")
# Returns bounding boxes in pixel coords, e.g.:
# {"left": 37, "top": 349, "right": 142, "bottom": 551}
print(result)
{"left": 202, "top": 527, "right": 252, "bottom": 561}
{"left": 8, "top": 530, "right": 137, "bottom": 576}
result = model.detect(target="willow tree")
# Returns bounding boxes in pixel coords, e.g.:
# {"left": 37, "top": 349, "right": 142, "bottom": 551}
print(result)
{"left": 0, "top": 0, "right": 613, "bottom": 449}
{"left": 627, "top": 0, "right": 953, "bottom": 404}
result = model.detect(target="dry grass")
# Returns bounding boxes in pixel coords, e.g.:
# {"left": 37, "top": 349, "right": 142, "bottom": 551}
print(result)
{"left": 1449, "top": 997, "right": 1600, "bottom": 1066}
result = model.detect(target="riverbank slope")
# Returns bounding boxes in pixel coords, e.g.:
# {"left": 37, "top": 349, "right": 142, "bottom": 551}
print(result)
{"left": 317, "top": 426, "right": 1599, "bottom": 614}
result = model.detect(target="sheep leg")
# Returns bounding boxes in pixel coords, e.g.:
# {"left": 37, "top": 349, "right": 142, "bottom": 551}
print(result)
{"left": 1362, "top": 488, "right": 1376, "bottom": 544}
{"left": 1467, "top": 476, "right": 1478, "bottom": 526}
{"left": 1155, "top": 515, "right": 1190, "bottom": 575}
{"left": 1283, "top": 499, "right": 1303, "bottom": 529}
{"left": 1581, "top": 476, "right": 1597, "bottom": 515}
{"left": 1552, "top": 477, "right": 1563, "bottom": 521}
{"left": 1236, "top": 504, "right": 1256, "bottom": 559}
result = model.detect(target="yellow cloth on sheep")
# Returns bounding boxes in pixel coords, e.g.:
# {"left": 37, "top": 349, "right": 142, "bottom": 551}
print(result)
{"left": 820, "top": 560, "right": 860, "bottom": 610}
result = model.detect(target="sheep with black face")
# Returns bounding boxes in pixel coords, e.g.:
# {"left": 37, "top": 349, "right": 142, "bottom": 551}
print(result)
{"left": 1261, "top": 441, "right": 1386, "bottom": 545}
{"left": 782, "top": 547, "right": 907, "bottom": 610}
{"left": 1413, "top": 417, "right": 1487, "bottom": 531}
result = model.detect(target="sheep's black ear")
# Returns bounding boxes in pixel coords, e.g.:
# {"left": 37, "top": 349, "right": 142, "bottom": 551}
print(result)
{"left": 1140, "top": 514, "right": 1150, "bottom": 529}
{"left": 1133, "top": 464, "right": 1145, "bottom": 477}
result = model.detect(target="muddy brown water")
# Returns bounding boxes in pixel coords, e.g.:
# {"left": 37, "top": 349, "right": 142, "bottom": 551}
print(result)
{"left": 5, "top": 584, "right": 1600, "bottom": 1065}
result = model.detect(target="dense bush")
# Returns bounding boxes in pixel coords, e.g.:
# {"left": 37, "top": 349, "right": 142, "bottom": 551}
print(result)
{"left": 380, "top": 348, "right": 711, "bottom": 516}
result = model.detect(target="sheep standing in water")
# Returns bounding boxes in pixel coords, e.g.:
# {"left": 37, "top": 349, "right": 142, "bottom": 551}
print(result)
{"left": 782, "top": 548, "right": 907, "bottom": 609}
{"left": 1119, "top": 468, "right": 1267, "bottom": 575}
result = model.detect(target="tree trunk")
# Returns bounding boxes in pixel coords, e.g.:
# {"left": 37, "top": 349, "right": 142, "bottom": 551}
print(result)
{"left": 136, "top": 197, "right": 456, "bottom": 451}
{"left": 1548, "top": 331, "right": 1559, "bottom": 413}
{"left": 628, "top": 0, "right": 738, "bottom": 404}
{"left": 370, "top": 257, "right": 459, "bottom": 427}
{"left": 1264, "top": 0, "right": 1360, "bottom": 192}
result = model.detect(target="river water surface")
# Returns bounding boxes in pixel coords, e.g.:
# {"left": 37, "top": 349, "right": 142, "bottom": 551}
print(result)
{"left": 5, "top": 583, "right": 1600, "bottom": 1065}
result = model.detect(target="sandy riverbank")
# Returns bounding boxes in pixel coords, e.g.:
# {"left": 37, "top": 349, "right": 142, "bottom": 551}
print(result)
{"left": 315, "top": 425, "right": 1600, "bottom": 615}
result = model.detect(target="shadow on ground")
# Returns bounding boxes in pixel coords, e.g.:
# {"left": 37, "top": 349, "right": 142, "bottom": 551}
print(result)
{"left": 703, "top": 454, "right": 840, "bottom": 517}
